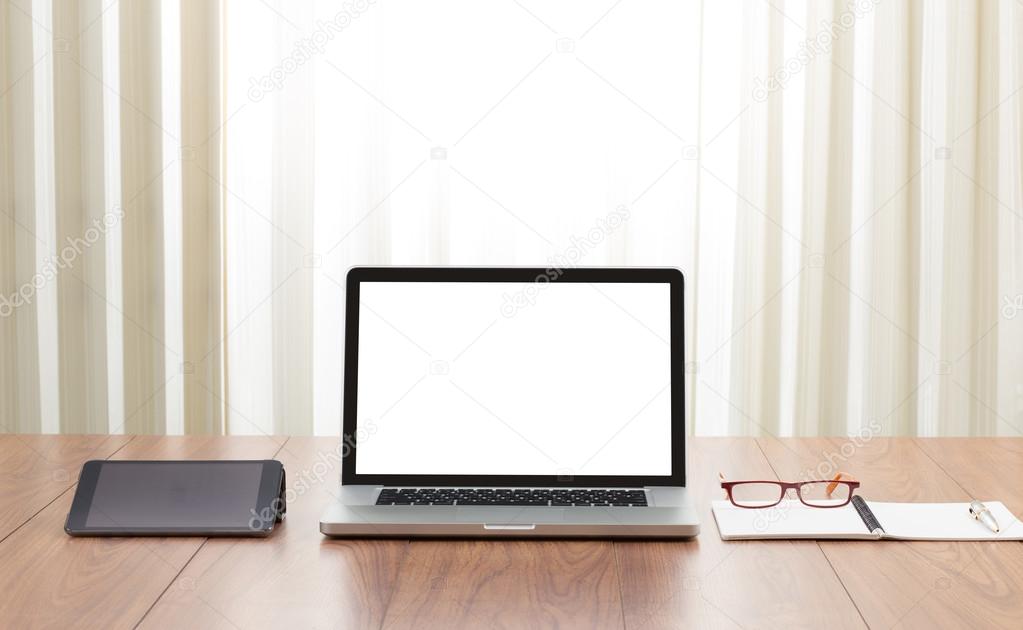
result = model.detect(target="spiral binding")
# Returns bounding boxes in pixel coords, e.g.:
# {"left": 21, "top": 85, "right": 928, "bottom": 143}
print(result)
{"left": 851, "top": 495, "right": 885, "bottom": 535}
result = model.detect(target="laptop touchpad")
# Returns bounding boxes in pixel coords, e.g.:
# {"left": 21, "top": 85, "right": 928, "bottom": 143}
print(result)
{"left": 455, "top": 507, "right": 565, "bottom": 523}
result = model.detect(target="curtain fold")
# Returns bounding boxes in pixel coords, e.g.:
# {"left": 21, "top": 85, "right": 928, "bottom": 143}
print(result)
{"left": 728, "top": 0, "right": 786, "bottom": 436}
{"left": 916, "top": 0, "right": 1006, "bottom": 436}
{"left": 53, "top": 0, "right": 110, "bottom": 433}
{"left": 791, "top": 0, "right": 854, "bottom": 437}
{"left": 860, "top": 0, "right": 918, "bottom": 437}
{"left": 118, "top": 0, "right": 167, "bottom": 434}
{"left": 269, "top": 0, "right": 315, "bottom": 436}
{"left": 181, "top": 0, "right": 224, "bottom": 434}
{"left": 2, "top": 0, "right": 44, "bottom": 434}
{"left": 995, "top": 0, "right": 1023, "bottom": 438}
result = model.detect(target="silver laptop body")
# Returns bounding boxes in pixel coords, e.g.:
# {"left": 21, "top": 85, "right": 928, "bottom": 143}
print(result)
{"left": 320, "top": 266, "right": 699, "bottom": 538}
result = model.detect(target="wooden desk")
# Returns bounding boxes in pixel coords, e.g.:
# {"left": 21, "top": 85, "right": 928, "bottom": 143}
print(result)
{"left": 0, "top": 435, "right": 1020, "bottom": 629}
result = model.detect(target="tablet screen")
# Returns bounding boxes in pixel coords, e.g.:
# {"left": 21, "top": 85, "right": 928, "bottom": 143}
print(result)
{"left": 81, "top": 462, "right": 266, "bottom": 530}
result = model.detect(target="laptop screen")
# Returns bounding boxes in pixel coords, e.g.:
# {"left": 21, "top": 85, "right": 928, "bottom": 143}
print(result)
{"left": 351, "top": 275, "right": 676, "bottom": 479}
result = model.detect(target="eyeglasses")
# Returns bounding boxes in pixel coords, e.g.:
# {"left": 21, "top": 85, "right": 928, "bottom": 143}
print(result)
{"left": 718, "top": 472, "right": 860, "bottom": 508}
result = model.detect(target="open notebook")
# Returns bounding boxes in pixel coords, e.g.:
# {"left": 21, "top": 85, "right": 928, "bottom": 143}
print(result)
{"left": 712, "top": 496, "right": 1023, "bottom": 541}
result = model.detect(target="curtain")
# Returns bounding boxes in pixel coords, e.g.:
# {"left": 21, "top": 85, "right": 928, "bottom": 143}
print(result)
{"left": 1, "top": 0, "right": 223, "bottom": 434}
{"left": 2, "top": 0, "right": 1022, "bottom": 438}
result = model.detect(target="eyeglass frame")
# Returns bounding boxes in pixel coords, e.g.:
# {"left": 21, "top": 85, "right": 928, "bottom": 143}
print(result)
{"left": 718, "top": 472, "right": 861, "bottom": 509}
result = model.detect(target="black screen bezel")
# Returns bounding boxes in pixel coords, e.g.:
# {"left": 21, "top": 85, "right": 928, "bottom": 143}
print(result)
{"left": 341, "top": 266, "right": 685, "bottom": 488}
{"left": 64, "top": 460, "right": 284, "bottom": 536}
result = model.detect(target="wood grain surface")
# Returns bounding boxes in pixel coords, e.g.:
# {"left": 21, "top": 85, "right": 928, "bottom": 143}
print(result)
{"left": 616, "top": 438, "right": 865, "bottom": 630}
{"left": 138, "top": 437, "right": 408, "bottom": 629}
{"left": 759, "top": 437, "right": 1023, "bottom": 630}
{"left": 382, "top": 539, "right": 623, "bottom": 629}
{"left": 0, "top": 435, "right": 283, "bottom": 629}
{"left": 0, "top": 433, "right": 132, "bottom": 541}
{"left": 0, "top": 435, "right": 1020, "bottom": 630}
{"left": 915, "top": 438, "right": 1023, "bottom": 514}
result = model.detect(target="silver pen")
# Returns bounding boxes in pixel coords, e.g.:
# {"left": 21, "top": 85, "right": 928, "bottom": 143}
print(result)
{"left": 969, "top": 500, "right": 1000, "bottom": 533}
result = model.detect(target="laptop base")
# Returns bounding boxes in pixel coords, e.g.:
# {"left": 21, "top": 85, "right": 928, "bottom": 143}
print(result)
{"left": 320, "top": 487, "right": 700, "bottom": 538}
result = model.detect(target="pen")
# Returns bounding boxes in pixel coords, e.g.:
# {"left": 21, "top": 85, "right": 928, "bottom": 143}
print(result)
{"left": 969, "top": 500, "right": 1000, "bottom": 533}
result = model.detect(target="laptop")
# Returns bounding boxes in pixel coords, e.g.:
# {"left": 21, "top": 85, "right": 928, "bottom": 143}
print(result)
{"left": 320, "top": 266, "right": 699, "bottom": 537}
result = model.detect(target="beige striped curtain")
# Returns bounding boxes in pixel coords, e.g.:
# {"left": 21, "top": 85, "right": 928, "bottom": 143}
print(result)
{"left": 697, "top": 0, "right": 1023, "bottom": 437}
{"left": 2, "top": 0, "right": 1023, "bottom": 438}
{"left": 0, "top": 0, "right": 223, "bottom": 434}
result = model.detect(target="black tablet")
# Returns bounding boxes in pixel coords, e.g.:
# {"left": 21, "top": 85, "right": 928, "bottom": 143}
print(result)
{"left": 65, "top": 460, "right": 286, "bottom": 537}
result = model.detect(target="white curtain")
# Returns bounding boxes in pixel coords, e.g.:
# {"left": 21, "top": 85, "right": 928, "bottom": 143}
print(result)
{"left": 2, "top": 0, "right": 1022, "bottom": 438}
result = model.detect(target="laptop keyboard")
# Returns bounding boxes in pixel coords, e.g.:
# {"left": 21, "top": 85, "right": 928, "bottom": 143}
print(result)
{"left": 375, "top": 488, "right": 648, "bottom": 507}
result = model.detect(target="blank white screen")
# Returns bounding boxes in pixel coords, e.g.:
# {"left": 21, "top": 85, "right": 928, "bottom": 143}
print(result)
{"left": 355, "top": 281, "right": 673, "bottom": 476}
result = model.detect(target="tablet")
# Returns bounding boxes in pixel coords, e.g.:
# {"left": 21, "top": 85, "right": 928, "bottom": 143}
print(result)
{"left": 65, "top": 460, "right": 286, "bottom": 537}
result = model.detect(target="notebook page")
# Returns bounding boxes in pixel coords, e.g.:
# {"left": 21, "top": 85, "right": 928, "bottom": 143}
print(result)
{"left": 712, "top": 500, "right": 876, "bottom": 540}
{"left": 870, "top": 501, "right": 1023, "bottom": 541}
